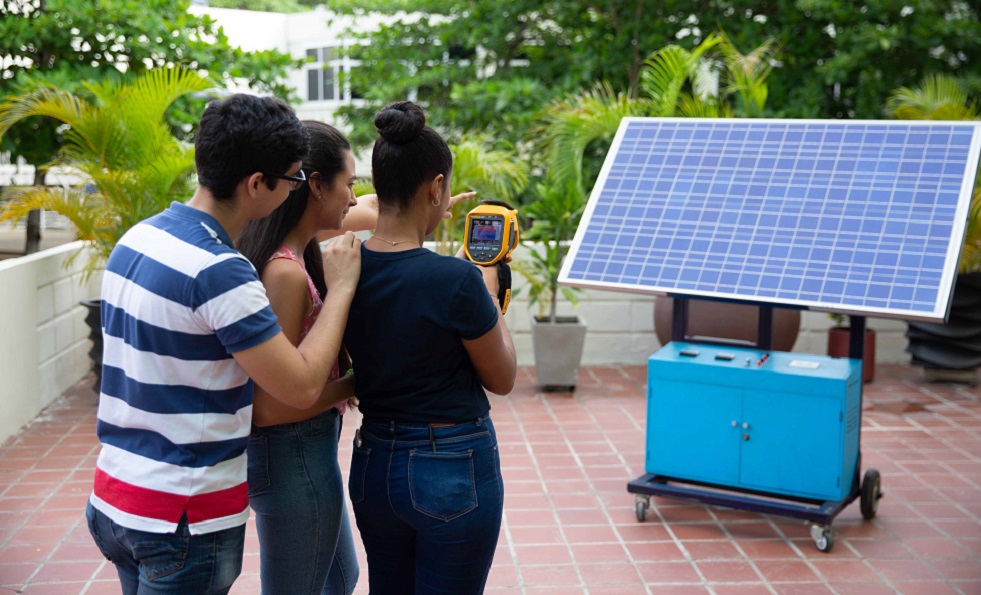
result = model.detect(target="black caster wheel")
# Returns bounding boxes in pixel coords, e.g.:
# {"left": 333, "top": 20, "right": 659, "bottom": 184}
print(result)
{"left": 635, "top": 497, "right": 649, "bottom": 522}
{"left": 860, "top": 468, "right": 882, "bottom": 520}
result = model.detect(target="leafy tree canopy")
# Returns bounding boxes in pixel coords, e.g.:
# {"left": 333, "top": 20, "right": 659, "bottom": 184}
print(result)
{"left": 730, "top": 0, "right": 981, "bottom": 119}
{"left": 0, "top": 0, "right": 301, "bottom": 176}
{"left": 330, "top": 0, "right": 979, "bottom": 149}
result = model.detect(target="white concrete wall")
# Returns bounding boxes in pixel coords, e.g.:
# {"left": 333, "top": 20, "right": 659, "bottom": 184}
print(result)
{"left": 0, "top": 242, "right": 101, "bottom": 446}
{"left": 502, "top": 249, "right": 911, "bottom": 367}
{"left": 0, "top": 239, "right": 914, "bottom": 445}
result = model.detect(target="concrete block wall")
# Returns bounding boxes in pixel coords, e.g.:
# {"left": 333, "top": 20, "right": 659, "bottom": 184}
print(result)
{"left": 0, "top": 239, "right": 915, "bottom": 444}
{"left": 502, "top": 246, "right": 911, "bottom": 367}
{"left": 0, "top": 242, "right": 101, "bottom": 445}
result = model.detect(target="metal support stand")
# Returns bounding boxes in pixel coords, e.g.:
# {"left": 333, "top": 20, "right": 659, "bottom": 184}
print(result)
{"left": 671, "top": 298, "right": 689, "bottom": 343}
{"left": 757, "top": 306, "right": 773, "bottom": 351}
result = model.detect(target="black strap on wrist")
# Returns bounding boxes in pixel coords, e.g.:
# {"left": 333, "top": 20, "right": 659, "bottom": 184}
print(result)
{"left": 497, "top": 262, "right": 512, "bottom": 314}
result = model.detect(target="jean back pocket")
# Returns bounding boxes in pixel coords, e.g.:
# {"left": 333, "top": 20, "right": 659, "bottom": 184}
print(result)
{"left": 408, "top": 449, "right": 478, "bottom": 521}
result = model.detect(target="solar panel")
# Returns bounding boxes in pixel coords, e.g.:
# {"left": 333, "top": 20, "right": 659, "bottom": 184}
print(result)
{"left": 559, "top": 118, "right": 981, "bottom": 323}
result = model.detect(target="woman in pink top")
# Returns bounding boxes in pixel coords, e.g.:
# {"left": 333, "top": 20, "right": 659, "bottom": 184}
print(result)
{"left": 237, "top": 121, "right": 367, "bottom": 594}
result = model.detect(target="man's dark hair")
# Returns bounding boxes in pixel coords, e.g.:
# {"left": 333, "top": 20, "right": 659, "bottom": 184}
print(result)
{"left": 372, "top": 101, "right": 452, "bottom": 212}
{"left": 195, "top": 94, "right": 310, "bottom": 200}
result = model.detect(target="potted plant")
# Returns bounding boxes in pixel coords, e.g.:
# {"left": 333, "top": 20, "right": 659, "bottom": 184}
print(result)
{"left": 513, "top": 175, "right": 587, "bottom": 390}
{"left": 0, "top": 68, "right": 212, "bottom": 386}
{"left": 826, "top": 313, "right": 877, "bottom": 383}
{"left": 886, "top": 75, "right": 981, "bottom": 383}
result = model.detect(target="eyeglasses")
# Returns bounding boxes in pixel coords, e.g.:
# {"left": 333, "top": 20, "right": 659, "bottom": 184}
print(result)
{"left": 264, "top": 168, "right": 307, "bottom": 191}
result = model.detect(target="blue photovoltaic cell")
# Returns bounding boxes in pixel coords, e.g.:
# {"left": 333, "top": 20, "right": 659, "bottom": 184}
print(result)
{"left": 559, "top": 119, "right": 981, "bottom": 322}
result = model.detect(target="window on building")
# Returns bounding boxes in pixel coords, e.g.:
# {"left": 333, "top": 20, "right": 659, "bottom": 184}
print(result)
{"left": 306, "top": 47, "right": 338, "bottom": 102}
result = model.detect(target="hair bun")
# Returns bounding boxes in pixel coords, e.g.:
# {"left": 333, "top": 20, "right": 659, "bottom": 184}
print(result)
{"left": 374, "top": 101, "right": 426, "bottom": 144}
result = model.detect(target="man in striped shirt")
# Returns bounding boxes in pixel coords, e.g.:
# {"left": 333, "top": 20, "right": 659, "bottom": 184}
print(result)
{"left": 85, "top": 94, "right": 361, "bottom": 594}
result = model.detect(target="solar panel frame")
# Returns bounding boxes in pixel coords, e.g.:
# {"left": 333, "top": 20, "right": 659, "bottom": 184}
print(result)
{"left": 558, "top": 118, "right": 981, "bottom": 323}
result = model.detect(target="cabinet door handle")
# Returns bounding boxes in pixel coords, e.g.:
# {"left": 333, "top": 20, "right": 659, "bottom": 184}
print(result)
{"left": 731, "top": 420, "right": 738, "bottom": 427}
{"left": 742, "top": 434, "right": 750, "bottom": 441}
{"left": 742, "top": 422, "right": 750, "bottom": 429}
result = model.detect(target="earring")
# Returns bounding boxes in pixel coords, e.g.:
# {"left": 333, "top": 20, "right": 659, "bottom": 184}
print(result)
{"left": 432, "top": 198, "right": 441, "bottom": 207}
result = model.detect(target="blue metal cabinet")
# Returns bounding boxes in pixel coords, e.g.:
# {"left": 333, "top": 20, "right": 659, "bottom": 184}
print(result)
{"left": 646, "top": 342, "right": 862, "bottom": 502}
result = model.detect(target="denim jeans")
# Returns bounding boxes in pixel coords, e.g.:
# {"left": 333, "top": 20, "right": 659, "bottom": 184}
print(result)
{"left": 349, "top": 415, "right": 504, "bottom": 595}
{"left": 248, "top": 408, "right": 359, "bottom": 595}
{"left": 86, "top": 501, "right": 244, "bottom": 594}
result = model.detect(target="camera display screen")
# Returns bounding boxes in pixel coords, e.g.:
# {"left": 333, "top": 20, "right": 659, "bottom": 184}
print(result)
{"left": 469, "top": 218, "right": 503, "bottom": 244}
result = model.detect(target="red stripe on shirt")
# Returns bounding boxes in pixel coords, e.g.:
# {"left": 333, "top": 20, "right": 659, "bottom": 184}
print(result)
{"left": 94, "top": 467, "right": 248, "bottom": 524}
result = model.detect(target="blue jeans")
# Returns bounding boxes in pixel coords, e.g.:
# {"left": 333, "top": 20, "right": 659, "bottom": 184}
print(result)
{"left": 349, "top": 415, "right": 504, "bottom": 595}
{"left": 86, "top": 501, "right": 244, "bottom": 594}
{"left": 248, "top": 408, "right": 359, "bottom": 595}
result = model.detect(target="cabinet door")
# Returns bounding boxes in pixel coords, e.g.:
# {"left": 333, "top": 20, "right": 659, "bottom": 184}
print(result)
{"left": 646, "top": 379, "right": 742, "bottom": 485}
{"left": 739, "top": 389, "right": 843, "bottom": 500}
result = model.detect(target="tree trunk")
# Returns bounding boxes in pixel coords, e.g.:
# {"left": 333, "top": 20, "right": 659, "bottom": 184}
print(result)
{"left": 24, "top": 169, "right": 46, "bottom": 255}
{"left": 24, "top": 210, "right": 41, "bottom": 254}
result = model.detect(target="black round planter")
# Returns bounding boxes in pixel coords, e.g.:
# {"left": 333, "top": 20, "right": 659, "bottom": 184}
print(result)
{"left": 906, "top": 273, "right": 981, "bottom": 381}
{"left": 79, "top": 298, "right": 103, "bottom": 390}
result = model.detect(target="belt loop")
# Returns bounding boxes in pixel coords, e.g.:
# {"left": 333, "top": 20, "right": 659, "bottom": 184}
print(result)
{"left": 389, "top": 420, "right": 395, "bottom": 434}
{"left": 476, "top": 416, "right": 483, "bottom": 427}
{"left": 428, "top": 425, "right": 436, "bottom": 452}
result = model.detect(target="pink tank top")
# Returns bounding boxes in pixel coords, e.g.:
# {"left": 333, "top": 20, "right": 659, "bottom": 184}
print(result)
{"left": 268, "top": 246, "right": 344, "bottom": 413}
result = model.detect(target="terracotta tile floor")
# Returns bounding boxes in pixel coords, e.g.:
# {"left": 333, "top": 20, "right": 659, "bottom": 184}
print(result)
{"left": 1, "top": 364, "right": 979, "bottom": 594}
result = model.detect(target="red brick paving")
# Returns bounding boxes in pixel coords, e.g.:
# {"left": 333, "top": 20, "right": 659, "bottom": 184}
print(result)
{"left": 0, "top": 364, "right": 979, "bottom": 593}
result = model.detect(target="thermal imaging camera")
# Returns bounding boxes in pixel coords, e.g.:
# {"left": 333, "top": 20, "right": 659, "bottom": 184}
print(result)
{"left": 464, "top": 200, "right": 519, "bottom": 313}
{"left": 464, "top": 200, "right": 519, "bottom": 266}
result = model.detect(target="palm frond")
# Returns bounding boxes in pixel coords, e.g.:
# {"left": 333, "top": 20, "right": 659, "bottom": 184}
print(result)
{"left": 677, "top": 95, "right": 721, "bottom": 119}
{"left": 718, "top": 32, "right": 780, "bottom": 117}
{"left": 118, "top": 68, "right": 213, "bottom": 165}
{"left": 0, "top": 87, "right": 88, "bottom": 137}
{"left": 640, "top": 33, "right": 722, "bottom": 117}
{"left": 886, "top": 74, "right": 980, "bottom": 120}
{"left": 0, "top": 68, "right": 211, "bottom": 277}
{"left": 451, "top": 135, "right": 529, "bottom": 201}
{"left": 127, "top": 67, "right": 214, "bottom": 124}
{"left": 641, "top": 46, "right": 692, "bottom": 117}
{"left": 690, "top": 59, "right": 721, "bottom": 101}
{"left": 0, "top": 185, "right": 103, "bottom": 243}
{"left": 538, "top": 82, "right": 644, "bottom": 187}
{"left": 432, "top": 134, "right": 530, "bottom": 255}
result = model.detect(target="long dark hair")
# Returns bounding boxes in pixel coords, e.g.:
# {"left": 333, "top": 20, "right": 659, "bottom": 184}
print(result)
{"left": 372, "top": 101, "right": 452, "bottom": 212}
{"left": 237, "top": 120, "right": 351, "bottom": 297}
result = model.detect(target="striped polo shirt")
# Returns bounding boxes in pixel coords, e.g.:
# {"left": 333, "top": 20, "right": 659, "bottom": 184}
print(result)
{"left": 89, "top": 202, "right": 281, "bottom": 535}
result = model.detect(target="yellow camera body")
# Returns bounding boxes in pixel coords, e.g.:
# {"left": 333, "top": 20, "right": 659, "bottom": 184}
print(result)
{"left": 464, "top": 200, "right": 519, "bottom": 314}
{"left": 464, "top": 201, "right": 519, "bottom": 266}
